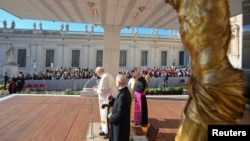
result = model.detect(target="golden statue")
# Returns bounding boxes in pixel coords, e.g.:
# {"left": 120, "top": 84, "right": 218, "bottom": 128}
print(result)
{"left": 165, "top": 0, "right": 248, "bottom": 141}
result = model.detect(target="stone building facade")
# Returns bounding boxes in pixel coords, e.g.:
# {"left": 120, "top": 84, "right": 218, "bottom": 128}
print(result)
{"left": 0, "top": 15, "right": 246, "bottom": 77}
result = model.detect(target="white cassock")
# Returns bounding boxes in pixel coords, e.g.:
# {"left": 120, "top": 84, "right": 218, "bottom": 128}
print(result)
{"left": 96, "top": 73, "right": 118, "bottom": 134}
{"left": 127, "top": 77, "right": 137, "bottom": 103}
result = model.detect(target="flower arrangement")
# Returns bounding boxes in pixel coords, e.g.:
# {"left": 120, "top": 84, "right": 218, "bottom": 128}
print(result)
{"left": 0, "top": 83, "right": 9, "bottom": 96}
{"left": 146, "top": 86, "right": 184, "bottom": 95}
{"left": 0, "top": 83, "right": 9, "bottom": 90}
{"left": 0, "top": 90, "right": 9, "bottom": 96}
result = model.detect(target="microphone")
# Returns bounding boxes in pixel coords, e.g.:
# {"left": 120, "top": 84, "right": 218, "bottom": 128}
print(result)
{"left": 83, "top": 75, "right": 96, "bottom": 91}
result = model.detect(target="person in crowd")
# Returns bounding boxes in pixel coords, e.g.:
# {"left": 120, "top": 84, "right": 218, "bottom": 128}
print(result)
{"left": 20, "top": 74, "right": 26, "bottom": 91}
{"left": 16, "top": 73, "right": 25, "bottom": 93}
{"left": 8, "top": 77, "right": 16, "bottom": 94}
{"left": 133, "top": 70, "right": 148, "bottom": 126}
{"left": 144, "top": 71, "right": 151, "bottom": 87}
{"left": 93, "top": 67, "right": 118, "bottom": 136}
{"left": 107, "top": 74, "right": 131, "bottom": 141}
{"left": 4, "top": 72, "right": 9, "bottom": 90}
{"left": 164, "top": 73, "right": 169, "bottom": 87}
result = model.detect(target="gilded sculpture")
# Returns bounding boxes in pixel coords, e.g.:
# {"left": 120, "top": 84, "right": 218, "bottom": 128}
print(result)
{"left": 165, "top": 0, "right": 248, "bottom": 141}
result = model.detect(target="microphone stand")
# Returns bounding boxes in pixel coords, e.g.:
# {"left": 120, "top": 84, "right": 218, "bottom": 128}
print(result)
{"left": 87, "top": 91, "right": 97, "bottom": 139}
{"left": 83, "top": 75, "right": 96, "bottom": 90}
{"left": 83, "top": 76, "right": 97, "bottom": 139}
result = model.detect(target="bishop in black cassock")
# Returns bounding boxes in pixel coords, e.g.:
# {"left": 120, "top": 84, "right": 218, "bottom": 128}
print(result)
{"left": 108, "top": 74, "right": 132, "bottom": 141}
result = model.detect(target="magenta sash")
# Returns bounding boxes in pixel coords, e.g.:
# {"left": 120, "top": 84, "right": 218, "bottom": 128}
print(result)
{"left": 134, "top": 91, "right": 145, "bottom": 123}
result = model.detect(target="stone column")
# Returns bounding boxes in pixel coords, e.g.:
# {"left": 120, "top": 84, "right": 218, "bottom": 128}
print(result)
{"left": 102, "top": 25, "right": 121, "bottom": 77}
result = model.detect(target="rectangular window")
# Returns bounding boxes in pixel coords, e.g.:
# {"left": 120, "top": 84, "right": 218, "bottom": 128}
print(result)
{"left": 45, "top": 50, "right": 54, "bottom": 67}
{"left": 96, "top": 50, "right": 103, "bottom": 66}
{"left": 141, "top": 51, "right": 148, "bottom": 66}
{"left": 18, "top": 49, "right": 26, "bottom": 67}
{"left": 179, "top": 51, "right": 184, "bottom": 66}
{"left": 161, "top": 51, "right": 168, "bottom": 66}
{"left": 119, "top": 50, "right": 127, "bottom": 67}
{"left": 71, "top": 50, "right": 80, "bottom": 67}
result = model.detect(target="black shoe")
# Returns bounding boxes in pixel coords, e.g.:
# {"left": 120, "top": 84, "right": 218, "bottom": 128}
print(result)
{"left": 104, "top": 134, "right": 109, "bottom": 139}
{"left": 99, "top": 131, "right": 107, "bottom": 136}
{"left": 135, "top": 122, "right": 140, "bottom": 126}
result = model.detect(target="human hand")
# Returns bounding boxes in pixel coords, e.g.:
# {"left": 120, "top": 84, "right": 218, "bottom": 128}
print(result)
{"left": 93, "top": 86, "right": 98, "bottom": 93}
{"left": 108, "top": 94, "right": 113, "bottom": 101}
{"left": 108, "top": 113, "right": 112, "bottom": 119}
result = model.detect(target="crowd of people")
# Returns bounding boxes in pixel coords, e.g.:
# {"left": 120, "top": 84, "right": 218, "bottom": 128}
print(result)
{"left": 5, "top": 66, "right": 191, "bottom": 81}
{"left": 2, "top": 66, "right": 190, "bottom": 95}
{"left": 2, "top": 65, "right": 190, "bottom": 93}
{"left": 3, "top": 72, "right": 25, "bottom": 94}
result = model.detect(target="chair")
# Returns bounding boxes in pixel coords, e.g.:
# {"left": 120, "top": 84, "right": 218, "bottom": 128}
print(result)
{"left": 145, "top": 123, "right": 159, "bottom": 141}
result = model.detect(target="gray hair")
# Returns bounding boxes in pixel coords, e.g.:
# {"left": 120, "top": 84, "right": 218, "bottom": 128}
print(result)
{"left": 116, "top": 74, "right": 127, "bottom": 86}
{"left": 95, "top": 67, "right": 104, "bottom": 73}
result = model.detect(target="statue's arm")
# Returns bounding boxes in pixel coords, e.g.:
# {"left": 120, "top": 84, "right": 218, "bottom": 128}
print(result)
{"left": 165, "top": 0, "right": 180, "bottom": 9}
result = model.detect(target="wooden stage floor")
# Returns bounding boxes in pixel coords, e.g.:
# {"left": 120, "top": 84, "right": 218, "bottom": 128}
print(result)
{"left": 0, "top": 94, "right": 249, "bottom": 141}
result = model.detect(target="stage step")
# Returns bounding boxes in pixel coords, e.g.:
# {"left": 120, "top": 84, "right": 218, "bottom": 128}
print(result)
{"left": 86, "top": 122, "right": 141, "bottom": 141}
{"left": 86, "top": 122, "right": 108, "bottom": 141}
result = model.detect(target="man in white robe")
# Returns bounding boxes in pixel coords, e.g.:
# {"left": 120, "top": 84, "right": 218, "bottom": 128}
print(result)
{"left": 93, "top": 67, "right": 118, "bottom": 136}
{"left": 127, "top": 77, "right": 136, "bottom": 105}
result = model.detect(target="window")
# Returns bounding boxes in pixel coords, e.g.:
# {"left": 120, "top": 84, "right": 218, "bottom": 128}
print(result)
{"left": 18, "top": 49, "right": 26, "bottom": 67}
{"left": 96, "top": 50, "right": 103, "bottom": 66}
{"left": 179, "top": 51, "right": 184, "bottom": 66}
{"left": 71, "top": 50, "right": 80, "bottom": 67}
{"left": 161, "top": 51, "right": 168, "bottom": 66}
{"left": 45, "top": 50, "right": 54, "bottom": 67}
{"left": 119, "top": 50, "right": 127, "bottom": 67}
{"left": 141, "top": 51, "right": 148, "bottom": 66}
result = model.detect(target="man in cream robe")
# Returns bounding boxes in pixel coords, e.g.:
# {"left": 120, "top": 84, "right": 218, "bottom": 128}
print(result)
{"left": 127, "top": 77, "right": 136, "bottom": 105}
{"left": 93, "top": 67, "right": 118, "bottom": 136}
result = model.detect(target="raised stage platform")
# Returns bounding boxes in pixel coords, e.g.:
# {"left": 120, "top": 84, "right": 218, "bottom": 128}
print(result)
{"left": 0, "top": 94, "right": 249, "bottom": 141}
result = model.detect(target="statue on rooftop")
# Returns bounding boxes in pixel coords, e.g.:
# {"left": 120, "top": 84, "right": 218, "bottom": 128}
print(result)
{"left": 39, "top": 22, "right": 43, "bottom": 30}
{"left": 3, "top": 20, "right": 7, "bottom": 29}
{"left": 33, "top": 22, "right": 36, "bottom": 30}
{"left": 60, "top": 23, "right": 64, "bottom": 31}
{"left": 151, "top": 28, "right": 154, "bottom": 35}
{"left": 165, "top": 0, "right": 248, "bottom": 141}
{"left": 85, "top": 25, "right": 88, "bottom": 32}
{"left": 66, "top": 23, "right": 69, "bottom": 32}
{"left": 10, "top": 20, "right": 15, "bottom": 29}
{"left": 91, "top": 25, "right": 94, "bottom": 32}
